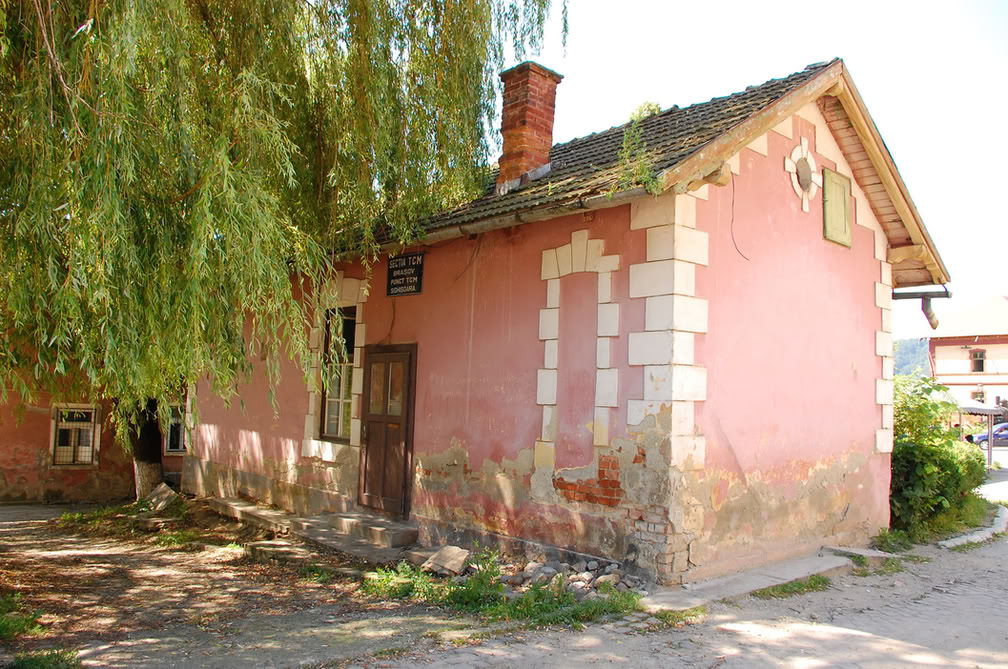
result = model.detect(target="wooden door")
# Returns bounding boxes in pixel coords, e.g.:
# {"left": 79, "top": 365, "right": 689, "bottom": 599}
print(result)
{"left": 358, "top": 344, "right": 416, "bottom": 516}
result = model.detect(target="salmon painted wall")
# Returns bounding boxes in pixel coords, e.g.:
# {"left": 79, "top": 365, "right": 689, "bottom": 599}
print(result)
{"left": 187, "top": 204, "right": 654, "bottom": 559}
{"left": 687, "top": 106, "right": 892, "bottom": 579}
{"left": 359, "top": 204, "right": 647, "bottom": 552}
{"left": 188, "top": 311, "right": 363, "bottom": 512}
{"left": 0, "top": 396, "right": 134, "bottom": 502}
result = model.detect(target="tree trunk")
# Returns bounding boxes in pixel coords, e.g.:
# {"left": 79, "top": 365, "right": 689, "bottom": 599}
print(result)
{"left": 134, "top": 459, "right": 164, "bottom": 500}
{"left": 132, "top": 399, "right": 164, "bottom": 500}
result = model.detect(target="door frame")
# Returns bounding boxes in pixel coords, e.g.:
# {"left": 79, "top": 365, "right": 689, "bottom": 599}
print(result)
{"left": 358, "top": 343, "right": 418, "bottom": 518}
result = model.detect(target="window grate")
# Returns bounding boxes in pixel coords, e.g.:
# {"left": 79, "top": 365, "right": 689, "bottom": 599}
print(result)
{"left": 53, "top": 408, "right": 96, "bottom": 465}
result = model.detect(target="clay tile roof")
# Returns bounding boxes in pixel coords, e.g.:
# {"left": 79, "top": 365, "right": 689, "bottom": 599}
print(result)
{"left": 418, "top": 59, "right": 839, "bottom": 236}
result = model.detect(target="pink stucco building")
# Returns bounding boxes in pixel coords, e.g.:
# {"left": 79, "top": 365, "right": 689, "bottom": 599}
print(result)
{"left": 0, "top": 396, "right": 136, "bottom": 503}
{"left": 1, "top": 395, "right": 187, "bottom": 503}
{"left": 183, "top": 59, "right": 949, "bottom": 583}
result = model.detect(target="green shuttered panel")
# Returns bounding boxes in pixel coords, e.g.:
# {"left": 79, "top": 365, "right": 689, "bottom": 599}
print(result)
{"left": 823, "top": 168, "right": 852, "bottom": 247}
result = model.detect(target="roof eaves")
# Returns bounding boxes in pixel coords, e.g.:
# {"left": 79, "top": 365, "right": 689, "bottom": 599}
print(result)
{"left": 833, "top": 67, "right": 951, "bottom": 285}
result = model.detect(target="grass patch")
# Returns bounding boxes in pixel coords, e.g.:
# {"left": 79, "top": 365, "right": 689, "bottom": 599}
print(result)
{"left": 751, "top": 575, "right": 830, "bottom": 599}
{"left": 360, "top": 545, "right": 640, "bottom": 628}
{"left": 900, "top": 554, "right": 931, "bottom": 564}
{"left": 950, "top": 540, "right": 987, "bottom": 552}
{"left": 917, "top": 494, "right": 994, "bottom": 541}
{"left": 871, "top": 528, "right": 914, "bottom": 553}
{"left": 654, "top": 606, "right": 706, "bottom": 627}
{"left": 482, "top": 583, "right": 639, "bottom": 629}
{"left": 0, "top": 592, "right": 43, "bottom": 643}
{"left": 949, "top": 532, "right": 1005, "bottom": 553}
{"left": 154, "top": 529, "right": 201, "bottom": 547}
{"left": 371, "top": 646, "right": 409, "bottom": 659}
{"left": 849, "top": 554, "right": 868, "bottom": 568}
{"left": 851, "top": 555, "right": 907, "bottom": 578}
{"left": 875, "top": 558, "right": 905, "bottom": 575}
{"left": 5, "top": 649, "right": 82, "bottom": 669}
{"left": 58, "top": 504, "right": 138, "bottom": 527}
{"left": 298, "top": 564, "right": 338, "bottom": 584}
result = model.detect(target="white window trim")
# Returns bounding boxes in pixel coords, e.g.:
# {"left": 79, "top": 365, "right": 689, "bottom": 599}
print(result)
{"left": 49, "top": 403, "right": 102, "bottom": 469}
{"left": 302, "top": 273, "right": 368, "bottom": 460}
{"left": 320, "top": 308, "right": 355, "bottom": 443}
{"left": 162, "top": 393, "right": 193, "bottom": 456}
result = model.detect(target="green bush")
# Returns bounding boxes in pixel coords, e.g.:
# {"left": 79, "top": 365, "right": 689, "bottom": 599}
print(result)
{"left": 890, "top": 376, "right": 987, "bottom": 534}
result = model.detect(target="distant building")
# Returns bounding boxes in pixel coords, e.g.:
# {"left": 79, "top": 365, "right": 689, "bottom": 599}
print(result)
{"left": 929, "top": 296, "right": 1008, "bottom": 408}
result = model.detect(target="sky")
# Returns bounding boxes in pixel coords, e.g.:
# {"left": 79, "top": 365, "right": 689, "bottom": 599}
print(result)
{"left": 517, "top": 0, "right": 1008, "bottom": 340}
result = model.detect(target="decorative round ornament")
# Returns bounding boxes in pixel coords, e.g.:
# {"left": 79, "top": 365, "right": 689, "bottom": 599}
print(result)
{"left": 784, "top": 137, "right": 823, "bottom": 212}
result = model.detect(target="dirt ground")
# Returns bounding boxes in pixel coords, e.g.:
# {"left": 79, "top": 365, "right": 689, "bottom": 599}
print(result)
{"left": 0, "top": 499, "right": 472, "bottom": 667}
{"left": 2, "top": 492, "right": 1008, "bottom": 668}
{"left": 367, "top": 533, "right": 1008, "bottom": 669}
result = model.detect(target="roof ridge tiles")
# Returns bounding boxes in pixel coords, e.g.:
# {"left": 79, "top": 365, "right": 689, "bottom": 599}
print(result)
{"left": 400, "top": 59, "right": 841, "bottom": 241}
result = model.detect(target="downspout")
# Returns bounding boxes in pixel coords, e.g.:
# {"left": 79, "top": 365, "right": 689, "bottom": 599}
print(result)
{"left": 891, "top": 286, "right": 951, "bottom": 330}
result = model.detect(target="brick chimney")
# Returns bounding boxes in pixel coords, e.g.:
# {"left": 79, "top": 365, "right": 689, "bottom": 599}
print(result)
{"left": 498, "top": 62, "right": 564, "bottom": 188}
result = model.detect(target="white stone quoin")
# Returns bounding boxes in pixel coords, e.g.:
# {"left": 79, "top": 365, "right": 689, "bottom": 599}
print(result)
{"left": 536, "top": 230, "right": 621, "bottom": 458}
{"left": 626, "top": 191, "right": 710, "bottom": 471}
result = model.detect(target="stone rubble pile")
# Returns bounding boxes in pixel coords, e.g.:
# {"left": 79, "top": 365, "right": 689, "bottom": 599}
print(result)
{"left": 451, "top": 555, "right": 650, "bottom": 600}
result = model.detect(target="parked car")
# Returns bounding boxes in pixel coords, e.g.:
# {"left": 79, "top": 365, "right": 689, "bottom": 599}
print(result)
{"left": 971, "top": 422, "right": 1008, "bottom": 448}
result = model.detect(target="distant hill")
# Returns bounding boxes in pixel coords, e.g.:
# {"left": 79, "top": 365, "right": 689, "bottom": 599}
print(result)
{"left": 894, "top": 338, "right": 930, "bottom": 376}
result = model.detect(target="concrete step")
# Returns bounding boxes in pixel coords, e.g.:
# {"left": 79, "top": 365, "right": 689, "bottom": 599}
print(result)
{"left": 326, "top": 510, "right": 418, "bottom": 548}
{"left": 246, "top": 539, "right": 316, "bottom": 565}
{"left": 207, "top": 497, "right": 292, "bottom": 534}
{"left": 204, "top": 497, "right": 411, "bottom": 566}
{"left": 292, "top": 517, "right": 406, "bottom": 565}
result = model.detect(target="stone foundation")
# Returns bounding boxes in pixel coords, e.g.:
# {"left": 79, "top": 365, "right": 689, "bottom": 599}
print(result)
{"left": 181, "top": 455, "right": 353, "bottom": 516}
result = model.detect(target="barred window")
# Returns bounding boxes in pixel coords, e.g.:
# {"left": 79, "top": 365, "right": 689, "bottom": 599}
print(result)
{"left": 321, "top": 307, "right": 355, "bottom": 441}
{"left": 971, "top": 350, "right": 986, "bottom": 373}
{"left": 53, "top": 407, "right": 97, "bottom": 465}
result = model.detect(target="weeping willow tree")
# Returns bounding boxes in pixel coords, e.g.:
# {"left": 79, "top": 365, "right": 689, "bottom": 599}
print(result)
{"left": 0, "top": 0, "right": 560, "bottom": 484}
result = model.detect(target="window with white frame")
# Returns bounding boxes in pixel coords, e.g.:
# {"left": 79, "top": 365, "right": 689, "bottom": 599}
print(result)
{"left": 52, "top": 406, "right": 98, "bottom": 465}
{"left": 321, "top": 307, "right": 355, "bottom": 441}
{"left": 164, "top": 404, "right": 186, "bottom": 453}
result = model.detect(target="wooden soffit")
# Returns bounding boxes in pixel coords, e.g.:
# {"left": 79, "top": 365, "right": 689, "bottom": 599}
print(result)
{"left": 658, "top": 60, "right": 950, "bottom": 289}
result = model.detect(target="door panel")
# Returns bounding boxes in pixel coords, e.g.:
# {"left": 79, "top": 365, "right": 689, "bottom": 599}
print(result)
{"left": 359, "top": 345, "right": 416, "bottom": 516}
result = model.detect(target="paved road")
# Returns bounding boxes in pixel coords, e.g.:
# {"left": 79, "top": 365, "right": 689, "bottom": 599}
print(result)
{"left": 980, "top": 464, "right": 1008, "bottom": 501}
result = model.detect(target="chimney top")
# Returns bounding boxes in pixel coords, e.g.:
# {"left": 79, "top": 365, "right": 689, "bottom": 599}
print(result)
{"left": 497, "top": 61, "right": 564, "bottom": 192}
{"left": 499, "top": 61, "right": 564, "bottom": 85}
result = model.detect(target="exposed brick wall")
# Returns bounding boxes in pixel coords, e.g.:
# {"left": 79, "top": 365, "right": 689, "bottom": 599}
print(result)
{"left": 498, "top": 62, "right": 563, "bottom": 185}
{"left": 552, "top": 454, "right": 623, "bottom": 507}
